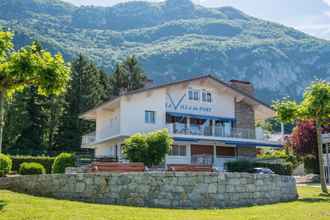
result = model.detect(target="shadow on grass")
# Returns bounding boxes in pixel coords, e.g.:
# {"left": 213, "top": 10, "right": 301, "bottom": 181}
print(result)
{"left": 0, "top": 200, "right": 6, "bottom": 211}
{"left": 299, "top": 193, "right": 330, "bottom": 203}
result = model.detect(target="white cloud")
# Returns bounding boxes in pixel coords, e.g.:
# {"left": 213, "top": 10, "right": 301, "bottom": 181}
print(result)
{"left": 323, "top": 0, "right": 330, "bottom": 5}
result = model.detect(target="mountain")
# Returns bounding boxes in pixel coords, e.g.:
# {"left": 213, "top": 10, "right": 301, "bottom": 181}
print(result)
{"left": 1, "top": 0, "right": 330, "bottom": 103}
{"left": 63, "top": 0, "right": 330, "bottom": 40}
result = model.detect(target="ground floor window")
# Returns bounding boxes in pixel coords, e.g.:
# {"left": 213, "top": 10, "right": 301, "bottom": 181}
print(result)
{"left": 169, "top": 145, "right": 187, "bottom": 156}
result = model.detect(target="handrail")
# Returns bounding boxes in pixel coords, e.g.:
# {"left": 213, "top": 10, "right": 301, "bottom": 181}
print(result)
{"left": 166, "top": 123, "right": 263, "bottom": 140}
{"left": 81, "top": 132, "right": 96, "bottom": 146}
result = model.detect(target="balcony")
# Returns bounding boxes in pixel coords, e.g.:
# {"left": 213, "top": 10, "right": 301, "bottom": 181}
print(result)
{"left": 166, "top": 123, "right": 272, "bottom": 142}
{"left": 81, "top": 132, "right": 96, "bottom": 148}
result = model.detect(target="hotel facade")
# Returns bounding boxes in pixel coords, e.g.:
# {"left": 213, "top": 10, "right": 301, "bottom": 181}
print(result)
{"left": 80, "top": 75, "right": 282, "bottom": 171}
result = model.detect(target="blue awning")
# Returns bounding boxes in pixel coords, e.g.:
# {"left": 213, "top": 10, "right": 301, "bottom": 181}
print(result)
{"left": 167, "top": 112, "right": 235, "bottom": 122}
{"left": 173, "top": 137, "right": 283, "bottom": 148}
{"left": 223, "top": 140, "right": 283, "bottom": 148}
{"left": 174, "top": 137, "right": 199, "bottom": 142}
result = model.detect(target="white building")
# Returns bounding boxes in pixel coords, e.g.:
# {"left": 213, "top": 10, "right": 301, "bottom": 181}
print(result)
{"left": 80, "top": 74, "right": 282, "bottom": 170}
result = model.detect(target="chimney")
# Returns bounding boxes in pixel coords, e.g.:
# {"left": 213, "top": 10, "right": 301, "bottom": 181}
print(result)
{"left": 229, "top": 79, "right": 255, "bottom": 96}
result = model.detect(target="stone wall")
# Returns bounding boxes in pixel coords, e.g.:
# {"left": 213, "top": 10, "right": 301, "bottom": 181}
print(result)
{"left": 0, "top": 172, "right": 298, "bottom": 208}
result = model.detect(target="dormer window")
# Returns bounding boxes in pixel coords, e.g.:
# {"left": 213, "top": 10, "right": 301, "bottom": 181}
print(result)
{"left": 202, "top": 90, "right": 212, "bottom": 103}
{"left": 188, "top": 88, "right": 200, "bottom": 101}
{"left": 188, "top": 89, "right": 193, "bottom": 100}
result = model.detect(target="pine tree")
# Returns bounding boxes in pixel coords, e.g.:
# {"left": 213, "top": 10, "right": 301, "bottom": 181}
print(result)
{"left": 44, "top": 94, "right": 66, "bottom": 151}
{"left": 55, "top": 55, "right": 108, "bottom": 152}
{"left": 3, "top": 87, "right": 48, "bottom": 155}
{"left": 110, "top": 56, "right": 147, "bottom": 96}
{"left": 99, "top": 69, "right": 112, "bottom": 101}
{"left": 3, "top": 92, "right": 28, "bottom": 153}
{"left": 16, "top": 87, "right": 47, "bottom": 153}
{"left": 3, "top": 88, "right": 65, "bottom": 155}
{"left": 110, "top": 63, "right": 127, "bottom": 96}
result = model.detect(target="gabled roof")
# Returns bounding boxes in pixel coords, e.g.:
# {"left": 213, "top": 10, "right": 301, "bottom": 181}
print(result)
{"left": 80, "top": 74, "right": 274, "bottom": 120}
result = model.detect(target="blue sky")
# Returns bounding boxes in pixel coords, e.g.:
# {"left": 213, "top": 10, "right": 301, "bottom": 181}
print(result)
{"left": 63, "top": 0, "right": 330, "bottom": 39}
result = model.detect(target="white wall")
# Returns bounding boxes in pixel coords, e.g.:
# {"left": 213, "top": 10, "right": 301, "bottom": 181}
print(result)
{"left": 95, "top": 142, "right": 115, "bottom": 158}
{"left": 165, "top": 80, "right": 235, "bottom": 118}
{"left": 120, "top": 88, "right": 167, "bottom": 135}
{"left": 96, "top": 107, "right": 120, "bottom": 140}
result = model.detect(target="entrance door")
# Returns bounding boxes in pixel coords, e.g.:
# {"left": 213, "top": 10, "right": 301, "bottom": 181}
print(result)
{"left": 191, "top": 145, "right": 213, "bottom": 165}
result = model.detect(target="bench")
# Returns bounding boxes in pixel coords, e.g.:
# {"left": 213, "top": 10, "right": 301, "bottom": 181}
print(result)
{"left": 167, "top": 164, "right": 213, "bottom": 172}
{"left": 90, "top": 162, "right": 145, "bottom": 173}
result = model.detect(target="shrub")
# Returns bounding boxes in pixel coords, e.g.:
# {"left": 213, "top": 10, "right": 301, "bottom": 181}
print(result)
{"left": 257, "top": 149, "right": 288, "bottom": 159}
{"left": 145, "top": 129, "right": 172, "bottom": 166}
{"left": 258, "top": 149, "right": 300, "bottom": 168}
{"left": 225, "top": 160, "right": 294, "bottom": 175}
{"left": 11, "top": 156, "right": 55, "bottom": 174}
{"left": 123, "top": 129, "right": 173, "bottom": 167}
{"left": 225, "top": 160, "right": 254, "bottom": 173}
{"left": 285, "top": 154, "right": 300, "bottom": 168}
{"left": 19, "top": 162, "right": 46, "bottom": 175}
{"left": 303, "top": 154, "right": 319, "bottom": 174}
{"left": 0, "top": 153, "right": 12, "bottom": 177}
{"left": 52, "top": 153, "right": 75, "bottom": 174}
{"left": 123, "top": 133, "right": 149, "bottom": 163}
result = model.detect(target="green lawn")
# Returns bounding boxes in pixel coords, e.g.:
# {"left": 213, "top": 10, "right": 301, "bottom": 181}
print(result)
{"left": 0, "top": 187, "right": 329, "bottom": 220}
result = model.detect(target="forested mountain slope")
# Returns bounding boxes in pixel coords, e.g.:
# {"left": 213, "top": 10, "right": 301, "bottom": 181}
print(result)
{"left": 1, "top": 0, "right": 330, "bottom": 102}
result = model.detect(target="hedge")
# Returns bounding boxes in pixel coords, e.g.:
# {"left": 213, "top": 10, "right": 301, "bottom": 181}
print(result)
{"left": 10, "top": 156, "right": 55, "bottom": 174}
{"left": 0, "top": 153, "right": 12, "bottom": 177}
{"left": 52, "top": 153, "right": 75, "bottom": 174}
{"left": 19, "top": 162, "right": 46, "bottom": 175}
{"left": 225, "top": 160, "right": 294, "bottom": 176}
{"left": 225, "top": 160, "right": 254, "bottom": 173}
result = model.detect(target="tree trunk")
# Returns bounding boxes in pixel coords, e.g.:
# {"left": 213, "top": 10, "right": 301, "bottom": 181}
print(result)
{"left": 316, "top": 120, "right": 328, "bottom": 194}
{"left": 0, "top": 90, "right": 5, "bottom": 153}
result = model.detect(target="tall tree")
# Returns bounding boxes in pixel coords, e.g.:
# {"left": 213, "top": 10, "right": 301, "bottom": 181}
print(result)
{"left": 273, "top": 81, "right": 330, "bottom": 194}
{"left": 55, "top": 55, "right": 109, "bottom": 151}
{"left": 0, "top": 31, "right": 70, "bottom": 152}
{"left": 110, "top": 56, "right": 147, "bottom": 96}
{"left": 13, "top": 86, "right": 47, "bottom": 154}
{"left": 3, "top": 85, "right": 65, "bottom": 155}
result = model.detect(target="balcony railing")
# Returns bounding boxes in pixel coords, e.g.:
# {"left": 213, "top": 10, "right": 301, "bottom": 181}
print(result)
{"left": 166, "top": 123, "right": 259, "bottom": 140}
{"left": 81, "top": 132, "right": 96, "bottom": 147}
{"left": 191, "top": 154, "right": 213, "bottom": 165}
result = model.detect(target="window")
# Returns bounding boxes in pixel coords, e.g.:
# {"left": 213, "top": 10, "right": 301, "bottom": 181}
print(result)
{"left": 206, "top": 92, "right": 212, "bottom": 103}
{"left": 169, "top": 145, "right": 186, "bottom": 156}
{"left": 193, "top": 91, "right": 199, "bottom": 101}
{"left": 188, "top": 88, "right": 200, "bottom": 101}
{"left": 202, "top": 90, "right": 212, "bottom": 103}
{"left": 188, "top": 90, "right": 194, "bottom": 100}
{"left": 145, "top": 111, "right": 155, "bottom": 124}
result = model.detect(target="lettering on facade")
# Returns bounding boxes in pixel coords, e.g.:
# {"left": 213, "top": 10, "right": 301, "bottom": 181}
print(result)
{"left": 166, "top": 93, "right": 212, "bottom": 114}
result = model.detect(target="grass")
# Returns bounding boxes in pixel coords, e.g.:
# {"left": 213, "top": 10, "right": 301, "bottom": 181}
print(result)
{"left": 0, "top": 187, "right": 329, "bottom": 220}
